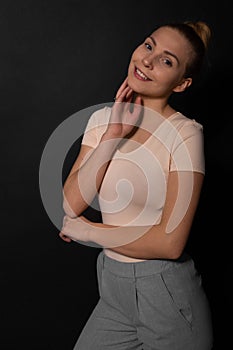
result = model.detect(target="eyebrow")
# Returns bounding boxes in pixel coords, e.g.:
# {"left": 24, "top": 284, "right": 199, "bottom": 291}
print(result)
{"left": 149, "top": 36, "right": 180, "bottom": 65}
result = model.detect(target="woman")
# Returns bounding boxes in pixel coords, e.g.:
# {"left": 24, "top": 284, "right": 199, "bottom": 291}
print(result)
{"left": 60, "top": 21, "right": 213, "bottom": 350}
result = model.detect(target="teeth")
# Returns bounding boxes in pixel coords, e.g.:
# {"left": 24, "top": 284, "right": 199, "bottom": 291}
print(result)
{"left": 136, "top": 68, "right": 149, "bottom": 80}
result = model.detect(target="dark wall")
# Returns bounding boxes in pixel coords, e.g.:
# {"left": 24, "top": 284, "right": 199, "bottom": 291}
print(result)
{"left": 1, "top": 1, "right": 232, "bottom": 349}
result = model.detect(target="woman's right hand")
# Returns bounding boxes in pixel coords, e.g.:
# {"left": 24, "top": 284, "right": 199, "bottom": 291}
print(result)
{"left": 105, "top": 77, "right": 142, "bottom": 139}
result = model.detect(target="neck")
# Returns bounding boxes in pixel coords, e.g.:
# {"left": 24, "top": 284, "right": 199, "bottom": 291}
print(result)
{"left": 137, "top": 94, "right": 175, "bottom": 119}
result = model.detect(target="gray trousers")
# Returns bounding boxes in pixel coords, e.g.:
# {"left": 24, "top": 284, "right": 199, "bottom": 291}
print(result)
{"left": 73, "top": 250, "right": 213, "bottom": 350}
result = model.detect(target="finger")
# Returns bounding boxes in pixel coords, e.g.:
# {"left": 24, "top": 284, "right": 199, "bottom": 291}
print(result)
{"left": 115, "top": 86, "right": 132, "bottom": 103}
{"left": 115, "top": 77, "right": 128, "bottom": 99}
{"left": 125, "top": 96, "right": 142, "bottom": 121}
{"left": 59, "top": 231, "right": 72, "bottom": 243}
{"left": 116, "top": 77, "right": 128, "bottom": 97}
{"left": 130, "top": 97, "right": 142, "bottom": 117}
{"left": 112, "top": 87, "right": 132, "bottom": 118}
{"left": 125, "top": 89, "right": 134, "bottom": 101}
{"left": 134, "top": 95, "right": 142, "bottom": 106}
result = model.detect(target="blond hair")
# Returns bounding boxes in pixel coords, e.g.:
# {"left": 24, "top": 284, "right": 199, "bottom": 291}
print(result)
{"left": 185, "top": 21, "right": 212, "bottom": 50}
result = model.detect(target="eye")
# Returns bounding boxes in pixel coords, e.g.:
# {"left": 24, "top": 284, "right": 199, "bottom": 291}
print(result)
{"left": 160, "top": 57, "right": 173, "bottom": 67}
{"left": 144, "top": 42, "right": 152, "bottom": 51}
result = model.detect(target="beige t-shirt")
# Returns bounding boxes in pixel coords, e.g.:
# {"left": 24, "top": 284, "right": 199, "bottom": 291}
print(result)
{"left": 81, "top": 106, "right": 205, "bottom": 261}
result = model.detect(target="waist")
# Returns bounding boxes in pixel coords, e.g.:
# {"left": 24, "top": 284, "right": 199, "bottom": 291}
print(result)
{"left": 100, "top": 249, "right": 192, "bottom": 278}
{"left": 104, "top": 248, "right": 146, "bottom": 262}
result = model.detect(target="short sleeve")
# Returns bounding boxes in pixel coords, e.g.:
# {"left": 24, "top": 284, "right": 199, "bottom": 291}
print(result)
{"left": 170, "top": 119, "right": 205, "bottom": 174}
{"left": 81, "top": 106, "right": 110, "bottom": 148}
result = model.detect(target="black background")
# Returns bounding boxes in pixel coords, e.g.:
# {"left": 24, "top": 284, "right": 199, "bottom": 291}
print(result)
{"left": 1, "top": 0, "right": 232, "bottom": 349}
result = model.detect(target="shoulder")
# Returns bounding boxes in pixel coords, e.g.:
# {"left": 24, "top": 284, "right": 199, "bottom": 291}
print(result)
{"left": 82, "top": 106, "right": 112, "bottom": 146}
{"left": 87, "top": 105, "right": 111, "bottom": 128}
{"left": 169, "top": 113, "right": 205, "bottom": 173}
{"left": 172, "top": 112, "right": 204, "bottom": 132}
{"left": 169, "top": 112, "right": 204, "bottom": 143}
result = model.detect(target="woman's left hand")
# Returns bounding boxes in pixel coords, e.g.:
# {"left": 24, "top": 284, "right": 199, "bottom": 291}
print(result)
{"left": 59, "top": 215, "right": 91, "bottom": 243}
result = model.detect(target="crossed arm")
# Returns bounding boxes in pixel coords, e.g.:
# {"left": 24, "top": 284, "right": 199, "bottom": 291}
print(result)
{"left": 60, "top": 141, "right": 204, "bottom": 260}
{"left": 60, "top": 78, "right": 204, "bottom": 260}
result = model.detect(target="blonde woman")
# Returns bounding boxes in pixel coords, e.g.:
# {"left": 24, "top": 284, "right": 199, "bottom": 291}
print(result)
{"left": 60, "top": 21, "right": 213, "bottom": 350}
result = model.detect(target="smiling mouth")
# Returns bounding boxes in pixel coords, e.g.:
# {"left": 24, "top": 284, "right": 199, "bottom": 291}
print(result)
{"left": 134, "top": 67, "right": 152, "bottom": 81}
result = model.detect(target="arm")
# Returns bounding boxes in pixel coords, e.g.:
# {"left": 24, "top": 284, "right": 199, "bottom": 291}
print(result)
{"left": 62, "top": 137, "right": 120, "bottom": 218}
{"left": 61, "top": 127, "right": 122, "bottom": 242}
{"left": 62, "top": 78, "right": 142, "bottom": 215}
{"left": 61, "top": 170, "right": 204, "bottom": 259}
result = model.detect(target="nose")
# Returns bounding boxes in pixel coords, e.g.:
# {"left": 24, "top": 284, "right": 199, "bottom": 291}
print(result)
{"left": 142, "top": 54, "right": 153, "bottom": 69}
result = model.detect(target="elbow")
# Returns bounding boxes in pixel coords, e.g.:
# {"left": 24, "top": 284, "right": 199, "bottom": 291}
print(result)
{"left": 62, "top": 197, "right": 78, "bottom": 218}
{"left": 149, "top": 242, "right": 183, "bottom": 260}
{"left": 167, "top": 248, "right": 184, "bottom": 260}
{"left": 158, "top": 236, "right": 184, "bottom": 260}
{"left": 166, "top": 238, "right": 185, "bottom": 260}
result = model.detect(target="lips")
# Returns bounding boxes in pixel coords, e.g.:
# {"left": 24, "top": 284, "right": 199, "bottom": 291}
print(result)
{"left": 134, "top": 66, "right": 152, "bottom": 81}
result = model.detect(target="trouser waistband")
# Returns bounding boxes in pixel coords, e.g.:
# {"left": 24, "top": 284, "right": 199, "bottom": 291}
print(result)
{"left": 99, "top": 250, "right": 192, "bottom": 278}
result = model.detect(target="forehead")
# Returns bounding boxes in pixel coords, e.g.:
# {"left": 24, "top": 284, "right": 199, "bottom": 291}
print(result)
{"left": 150, "top": 26, "right": 191, "bottom": 56}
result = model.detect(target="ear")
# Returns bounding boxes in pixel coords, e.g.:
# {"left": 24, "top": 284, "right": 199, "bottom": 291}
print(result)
{"left": 173, "top": 77, "right": 192, "bottom": 93}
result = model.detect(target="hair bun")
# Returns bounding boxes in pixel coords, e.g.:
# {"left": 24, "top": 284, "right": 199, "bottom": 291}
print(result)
{"left": 185, "top": 21, "right": 212, "bottom": 49}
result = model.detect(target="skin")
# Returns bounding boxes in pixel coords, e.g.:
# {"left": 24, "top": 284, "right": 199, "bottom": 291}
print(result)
{"left": 127, "top": 26, "right": 192, "bottom": 114}
{"left": 59, "top": 26, "right": 204, "bottom": 260}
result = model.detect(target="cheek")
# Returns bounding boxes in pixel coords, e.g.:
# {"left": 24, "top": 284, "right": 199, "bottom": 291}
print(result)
{"left": 155, "top": 68, "right": 179, "bottom": 83}
{"left": 128, "top": 52, "right": 138, "bottom": 74}
{"left": 127, "top": 55, "right": 135, "bottom": 73}
{"left": 128, "top": 51, "right": 143, "bottom": 76}
{"left": 130, "top": 46, "right": 143, "bottom": 61}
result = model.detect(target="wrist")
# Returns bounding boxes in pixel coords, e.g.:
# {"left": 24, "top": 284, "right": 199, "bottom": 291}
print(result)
{"left": 101, "top": 131, "right": 122, "bottom": 143}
